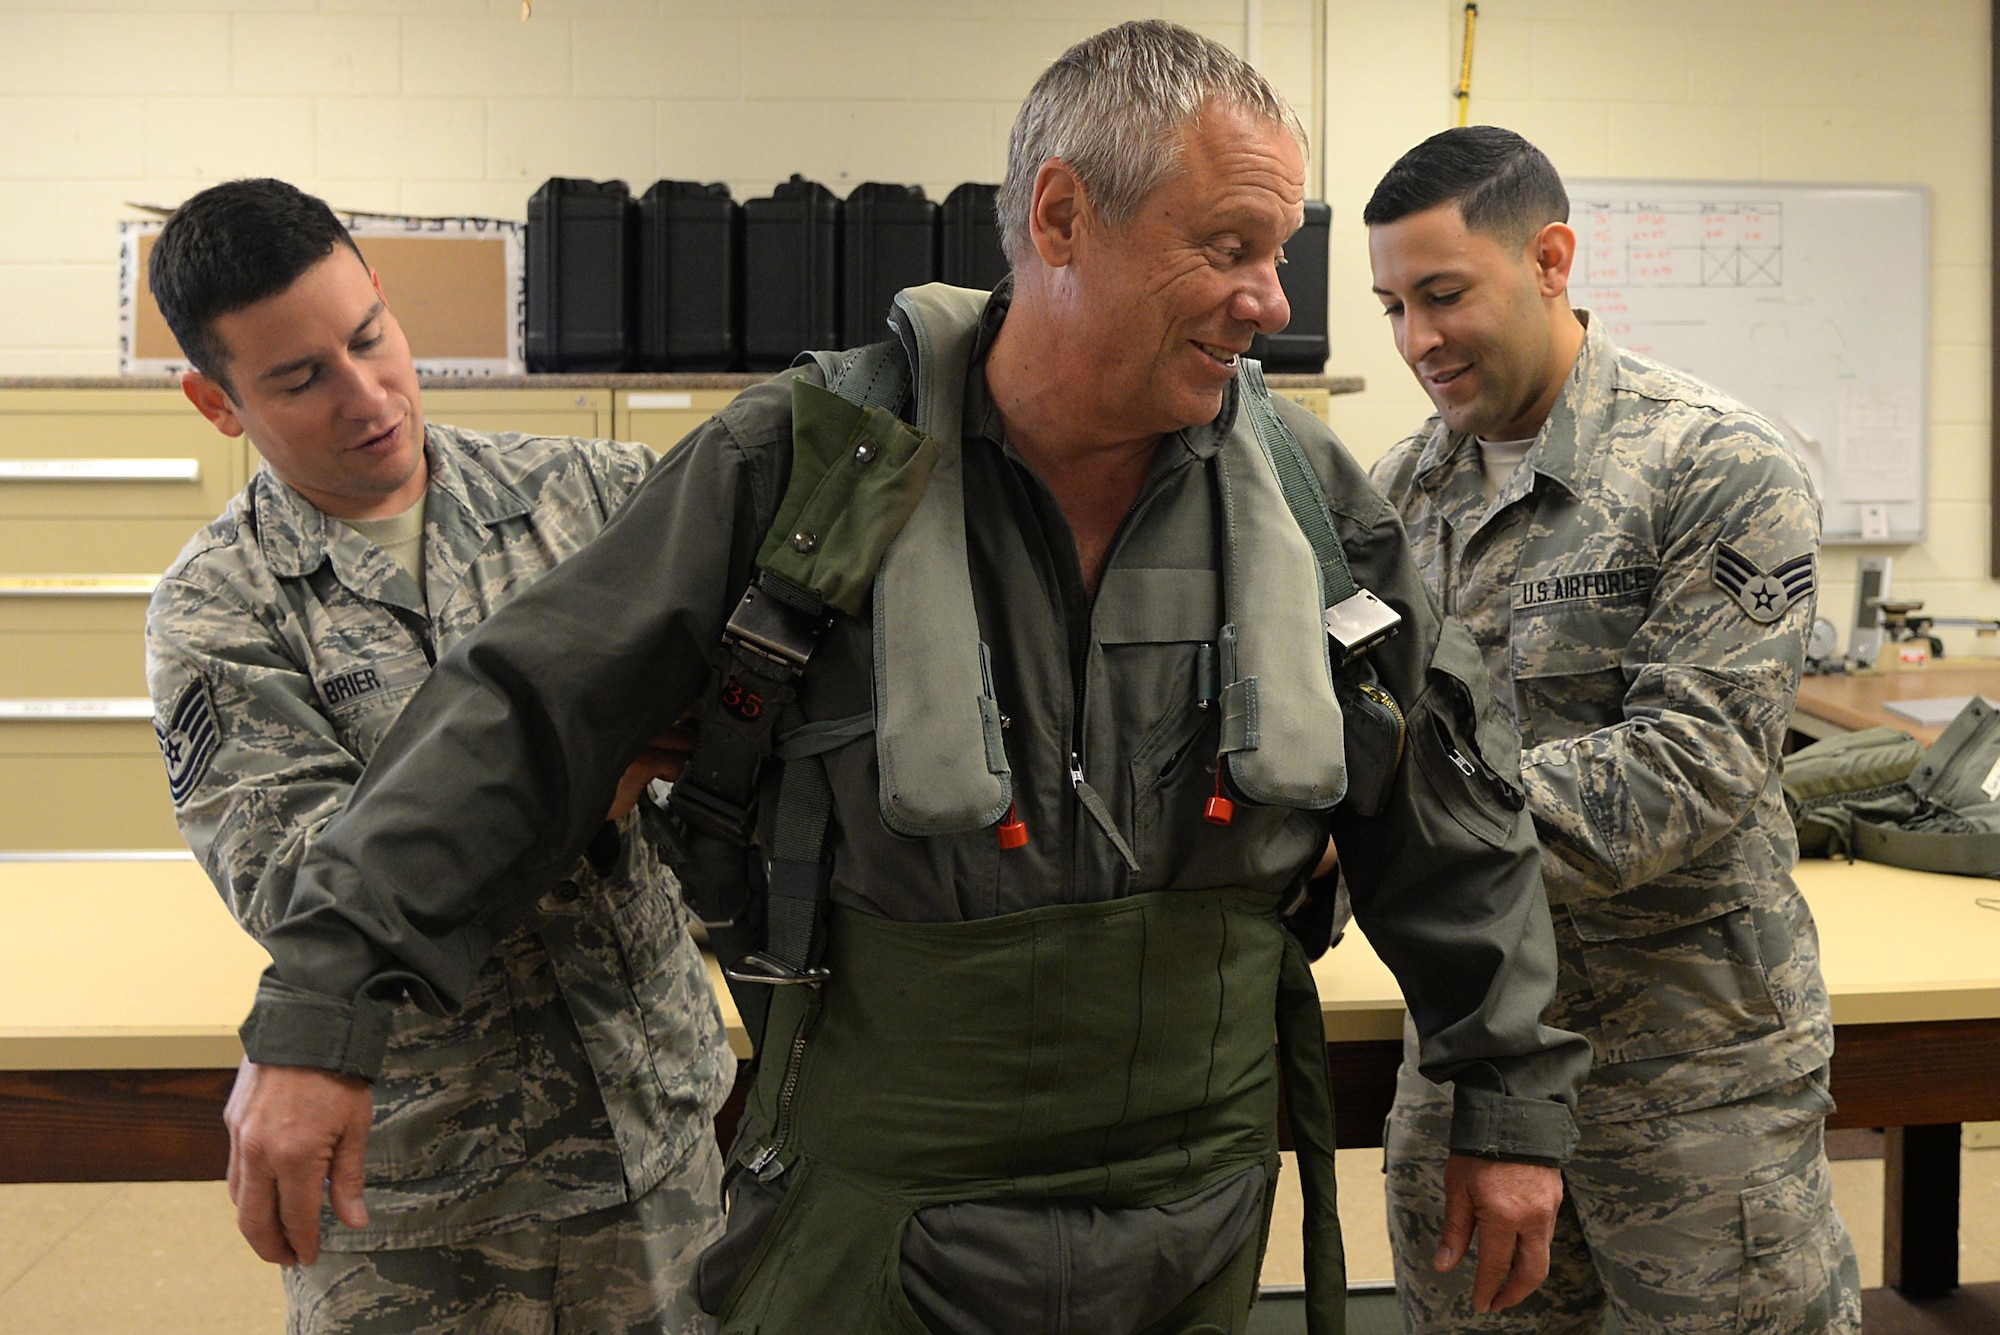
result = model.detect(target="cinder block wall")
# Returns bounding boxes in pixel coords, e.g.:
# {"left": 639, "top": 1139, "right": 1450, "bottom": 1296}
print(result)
{"left": 1325, "top": 0, "right": 1994, "bottom": 641}
{"left": 0, "top": 0, "right": 1319, "bottom": 374}
{"left": 0, "top": 0, "right": 1992, "bottom": 629}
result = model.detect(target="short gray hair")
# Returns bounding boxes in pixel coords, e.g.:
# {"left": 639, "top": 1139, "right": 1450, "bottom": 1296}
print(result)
{"left": 997, "top": 20, "right": 1307, "bottom": 266}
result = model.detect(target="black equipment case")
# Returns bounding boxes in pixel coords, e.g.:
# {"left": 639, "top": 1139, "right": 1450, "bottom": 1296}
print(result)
{"left": 1249, "top": 200, "right": 1332, "bottom": 373}
{"left": 525, "top": 177, "right": 638, "bottom": 373}
{"left": 638, "top": 180, "right": 743, "bottom": 371}
{"left": 940, "top": 183, "right": 1009, "bottom": 293}
{"left": 840, "top": 183, "right": 938, "bottom": 349}
{"left": 743, "top": 175, "right": 841, "bottom": 371}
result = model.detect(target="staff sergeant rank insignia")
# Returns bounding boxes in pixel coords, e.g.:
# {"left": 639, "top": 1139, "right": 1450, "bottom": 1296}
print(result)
{"left": 155, "top": 677, "right": 220, "bottom": 804}
{"left": 1713, "top": 541, "right": 1816, "bottom": 624}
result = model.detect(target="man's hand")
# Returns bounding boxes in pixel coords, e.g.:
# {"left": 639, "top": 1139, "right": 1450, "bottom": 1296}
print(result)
{"left": 223, "top": 1057, "right": 373, "bottom": 1267}
{"left": 607, "top": 723, "right": 699, "bottom": 821}
{"left": 1434, "top": 1153, "right": 1563, "bottom": 1313}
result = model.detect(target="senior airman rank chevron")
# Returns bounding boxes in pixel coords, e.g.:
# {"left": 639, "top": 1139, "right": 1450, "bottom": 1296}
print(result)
{"left": 1713, "top": 541, "right": 1816, "bottom": 624}
{"left": 156, "top": 677, "right": 220, "bottom": 804}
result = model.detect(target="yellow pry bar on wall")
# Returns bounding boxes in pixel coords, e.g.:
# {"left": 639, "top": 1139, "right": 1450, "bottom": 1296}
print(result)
{"left": 1456, "top": 3, "right": 1479, "bottom": 127}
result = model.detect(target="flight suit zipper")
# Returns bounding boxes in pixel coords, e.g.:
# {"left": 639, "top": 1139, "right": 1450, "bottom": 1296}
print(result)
{"left": 746, "top": 989, "right": 825, "bottom": 1180}
{"left": 1355, "top": 680, "right": 1407, "bottom": 771}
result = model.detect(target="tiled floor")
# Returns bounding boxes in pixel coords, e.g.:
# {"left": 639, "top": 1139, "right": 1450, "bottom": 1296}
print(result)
{"left": 0, "top": 1148, "right": 1994, "bottom": 1331}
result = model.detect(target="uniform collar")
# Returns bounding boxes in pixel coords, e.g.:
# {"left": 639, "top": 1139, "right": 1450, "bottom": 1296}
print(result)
{"left": 1412, "top": 308, "right": 1608, "bottom": 508}
{"left": 252, "top": 423, "right": 532, "bottom": 609}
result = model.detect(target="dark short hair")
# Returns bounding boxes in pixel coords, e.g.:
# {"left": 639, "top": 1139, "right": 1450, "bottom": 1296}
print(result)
{"left": 148, "top": 178, "right": 364, "bottom": 396}
{"left": 1362, "top": 126, "right": 1568, "bottom": 246}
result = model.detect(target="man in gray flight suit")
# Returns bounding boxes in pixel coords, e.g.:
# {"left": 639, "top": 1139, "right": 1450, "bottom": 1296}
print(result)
{"left": 144, "top": 179, "right": 732, "bottom": 1334}
{"left": 215, "top": 25, "right": 1591, "bottom": 1335}
{"left": 1365, "top": 126, "right": 1862, "bottom": 1333}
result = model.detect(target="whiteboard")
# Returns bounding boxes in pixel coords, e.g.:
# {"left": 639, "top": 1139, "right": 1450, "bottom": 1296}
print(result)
{"left": 1564, "top": 180, "right": 1928, "bottom": 543}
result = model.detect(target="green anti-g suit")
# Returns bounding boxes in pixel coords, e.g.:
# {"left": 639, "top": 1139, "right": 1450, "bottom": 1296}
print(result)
{"left": 234, "top": 287, "right": 1590, "bottom": 1334}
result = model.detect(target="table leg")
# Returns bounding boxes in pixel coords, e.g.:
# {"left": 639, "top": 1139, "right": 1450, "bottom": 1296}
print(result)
{"left": 1883, "top": 1123, "right": 1961, "bottom": 1299}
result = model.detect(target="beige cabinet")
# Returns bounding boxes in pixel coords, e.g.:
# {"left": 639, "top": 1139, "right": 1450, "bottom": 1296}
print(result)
{"left": 614, "top": 389, "right": 745, "bottom": 455}
{"left": 0, "top": 391, "right": 233, "bottom": 849}
{"left": 1271, "top": 387, "right": 1333, "bottom": 424}
{"left": 425, "top": 387, "right": 614, "bottom": 440}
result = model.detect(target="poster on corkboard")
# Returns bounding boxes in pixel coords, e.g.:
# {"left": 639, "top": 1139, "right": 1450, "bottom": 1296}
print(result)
{"left": 121, "top": 214, "right": 525, "bottom": 377}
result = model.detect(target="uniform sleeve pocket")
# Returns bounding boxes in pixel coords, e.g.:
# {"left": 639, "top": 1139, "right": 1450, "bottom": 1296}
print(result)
{"left": 1427, "top": 617, "right": 1523, "bottom": 790}
{"left": 1413, "top": 710, "right": 1521, "bottom": 848}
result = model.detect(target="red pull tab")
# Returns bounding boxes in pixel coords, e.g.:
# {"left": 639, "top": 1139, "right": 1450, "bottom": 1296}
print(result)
{"left": 997, "top": 801, "right": 1029, "bottom": 849}
{"left": 1204, "top": 765, "right": 1234, "bottom": 826}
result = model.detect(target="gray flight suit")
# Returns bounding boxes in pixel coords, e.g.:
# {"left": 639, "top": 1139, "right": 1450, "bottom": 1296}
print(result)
{"left": 230, "top": 287, "right": 1591, "bottom": 1335}
{"left": 145, "top": 425, "right": 733, "bottom": 1334}
{"left": 1370, "top": 313, "right": 1862, "bottom": 1333}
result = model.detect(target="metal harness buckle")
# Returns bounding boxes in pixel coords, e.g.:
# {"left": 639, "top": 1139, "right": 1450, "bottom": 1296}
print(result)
{"left": 1323, "top": 588, "right": 1402, "bottom": 664}
{"left": 724, "top": 583, "right": 826, "bottom": 677}
{"left": 725, "top": 952, "right": 831, "bottom": 987}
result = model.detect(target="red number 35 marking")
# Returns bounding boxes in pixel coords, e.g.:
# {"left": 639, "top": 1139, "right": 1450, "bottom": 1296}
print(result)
{"left": 720, "top": 678, "right": 763, "bottom": 721}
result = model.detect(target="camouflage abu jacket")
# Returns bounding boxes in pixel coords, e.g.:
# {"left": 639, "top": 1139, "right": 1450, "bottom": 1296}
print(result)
{"left": 1370, "top": 313, "right": 1833, "bottom": 1123}
{"left": 145, "top": 424, "right": 733, "bottom": 1248}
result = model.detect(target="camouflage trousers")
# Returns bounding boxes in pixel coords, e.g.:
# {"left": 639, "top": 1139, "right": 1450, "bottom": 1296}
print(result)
{"left": 284, "top": 1137, "right": 725, "bottom": 1335}
{"left": 1384, "top": 1041, "right": 1860, "bottom": 1333}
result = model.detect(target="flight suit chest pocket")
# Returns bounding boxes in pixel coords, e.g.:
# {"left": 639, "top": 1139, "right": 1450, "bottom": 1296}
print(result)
{"left": 316, "top": 649, "right": 431, "bottom": 757}
{"left": 1100, "top": 568, "right": 1223, "bottom": 881}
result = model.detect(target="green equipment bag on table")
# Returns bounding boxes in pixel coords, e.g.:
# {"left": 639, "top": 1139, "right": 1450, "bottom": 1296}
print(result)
{"left": 1784, "top": 698, "right": 2000, "bottom": 875}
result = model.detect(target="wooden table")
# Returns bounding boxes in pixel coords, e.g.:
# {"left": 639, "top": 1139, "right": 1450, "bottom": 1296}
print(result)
{"left": 1789, "top": 656, "right": 2000, "bottom": 1295}
{"left": 3, "top": 855, "right": 1996, "bottom": 1298}
{"left": 1793, "top": 659, "right": 2000, "bottom": 745}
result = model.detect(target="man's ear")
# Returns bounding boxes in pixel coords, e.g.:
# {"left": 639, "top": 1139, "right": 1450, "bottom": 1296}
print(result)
{"left": 1028, "top": 158, "right": 1087, "bottom": 268}
{"left": 181, "top": 370, "right": 245, "bottom": 438}
{"left": 1531, "top": 221, "right": 1577, "bottom": 299}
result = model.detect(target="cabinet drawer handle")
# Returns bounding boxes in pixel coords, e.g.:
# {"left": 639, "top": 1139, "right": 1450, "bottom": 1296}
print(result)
{"left": 0, "top": 576, "right": 159, "bottom": 598}
{"left": 0, "top": 458, "right": 201, "bottom": 482}
{"left": 0, "top": 698, "right": 153, "bottom": 720}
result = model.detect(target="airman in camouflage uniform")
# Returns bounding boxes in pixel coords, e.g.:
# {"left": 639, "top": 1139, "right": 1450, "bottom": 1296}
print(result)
{"left": 143, "top": 180, "right": 730, "bottom": 1335}
{"left": 1364, "top": 127, "right": 1860, "bottom": 1332}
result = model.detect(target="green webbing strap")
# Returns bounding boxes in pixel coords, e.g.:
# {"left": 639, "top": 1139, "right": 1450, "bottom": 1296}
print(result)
{"left": 829, "top": 339, "right": 911, "bottom": 414}
{"left": 1239, "top": 360, "right": 1358, "bottom": 609}
{"left": 1852, "top": 818, "right": 2000, "bottom": 878}
{"left": 1276, "top": 929, "right": 1348, "bottom": 1335}
{"left": 749, "top": 342, "right": 910, "bottom": 979}
{"left": 762, "top": 713, "right": 876, "bottom": 972}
